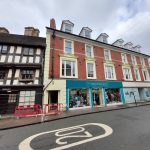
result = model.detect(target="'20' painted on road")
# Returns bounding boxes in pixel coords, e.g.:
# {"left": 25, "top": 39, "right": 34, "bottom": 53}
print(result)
{"left": 19, "top": 123, "right": 113, "bottom": 150}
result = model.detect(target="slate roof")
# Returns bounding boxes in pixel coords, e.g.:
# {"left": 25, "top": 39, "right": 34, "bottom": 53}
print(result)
{"left": 0, "top": 33, "right": 46, "bottom": 48}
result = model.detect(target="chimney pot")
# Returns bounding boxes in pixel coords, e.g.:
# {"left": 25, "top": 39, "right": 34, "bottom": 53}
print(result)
{"left": 50, "top": 18, "right": 56, "bottom": 29}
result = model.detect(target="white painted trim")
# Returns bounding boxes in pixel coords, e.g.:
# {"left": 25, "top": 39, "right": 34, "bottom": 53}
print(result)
{"left": 86, "top": 60, "right": 96, "bottom": 79}
{"left": 104, "top": 49, "right": 111, "bottom": 61}
{"left": 64, "top": 39, "right": 74, "bottom": 54}
{"left": 122, "top": 66, "right": 133, "bottom": 81}
{"left": 134, "top": 68, "right": 141, "bottom": 81}
{"left": 104, "top": 63, "right": 116, "bottom": 80}
{"left": 60, "top": 57, "right": 78, "bottom": 78}
{"left": 142, "top": 68, "right": 150, "bottom": 81}
{"left": 85, "top": 44, "right": 94, "bottom": 58}
{"left": 122, "top": 81, "right": 150, "bottom": 87}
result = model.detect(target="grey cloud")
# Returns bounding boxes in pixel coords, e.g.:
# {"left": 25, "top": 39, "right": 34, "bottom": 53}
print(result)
{"left": 0, "top": 0, "right": 150, "bottom": 54}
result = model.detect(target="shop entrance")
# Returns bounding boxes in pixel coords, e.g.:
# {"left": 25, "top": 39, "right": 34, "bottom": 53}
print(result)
{"left": 48, "top": 91, "right": 58, "bottom": 104}
{"left": 0, "top": 91, "right": 18, "bottom": 114}
{"left": 92, "top": 89, "right": 103, "bottom": 106}
{"left": 105, "top": 88, "right": 121, "bottom": 104}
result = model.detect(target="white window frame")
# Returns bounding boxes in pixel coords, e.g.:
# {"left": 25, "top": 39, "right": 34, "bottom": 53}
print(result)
{"left": 86, "top": 61, "right": 96, "bottom": 79}
{"left": 121, "top": 53, "right": 128, "bottom": 64}
{"left": 104, "top": 49, "right": 111, "bottom": 61}
{"left": 104, "top": 63, "right": 116, "bottom": 80}
{"left": 122, "top": 67, "right": 133, "bottom": 81}
{"left": 85, "top": 44, "right": 93, "bottom": 58}
{"left": 141, "top": 57, "right": 145, "bottom": 66}
{"left": 134, "top": 68, "right": 141, "bottom": 81}
{"left": 131, "top": 55, "right": 137, "bottom": 65}
{"left": 64, "top": 24, "right": 72, "bottom": 33}
{"left": 64, "top": 39, "right": 74, "bottom": 54}
{"left": 142, "top": 69, "right": 149, "bottom": 81}
{"left": 84, "top": 30, "right": 91, "bottom": 38}
{"left": 60, "top": 57, "right": 78, "bottom": 78}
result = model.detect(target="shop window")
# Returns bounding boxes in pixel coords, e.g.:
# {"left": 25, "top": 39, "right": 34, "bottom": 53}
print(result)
{"left": 69, "top": 89, "right": 90, "bottom": 108}
{"left": 8, "top": 94, "right": 17, "bottom": 103}
{"left": 0, "top": 45, "right": 8, "bottom": 54}
{"left": 23, "top": 48, "right": 34, "bottom": 56}
{"left": 105, "top": 89, "right": 121, "bottom": 104}
{"left": 21, "top": 70, "right": 34, "bottom": 80}
{"left": 61, "top": 60, "right": 76, "bottom": 77}
{"left": 19, "top": 91, "right": 35, "bottom": 106}
{"left": 123, "top": 67, "right": 132, "bottom": 80}
{"left": 64, "top": 40, "right": 73, "bottom": 54}
{"left": 85, "top": 45, "right": 93, "bottom": 57}
{"left": 104, "top": 49, "right": 111, "bottom": 60}
{"left": 105, "top": 65, "right": 115, "bottom": 80}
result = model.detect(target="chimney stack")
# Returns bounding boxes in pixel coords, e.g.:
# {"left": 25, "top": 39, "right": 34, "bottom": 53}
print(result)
{"left": 0, "top": 27, "right": 9, "bottom": 34}
{"left": 24, "top": 27, "right": 39, "bottom": 37}
{"left": 50, "top": 18, "right": 56, "bottom": 29}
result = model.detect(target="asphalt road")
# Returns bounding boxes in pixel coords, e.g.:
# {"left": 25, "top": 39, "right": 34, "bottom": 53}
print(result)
{"left": 0, "top": 105, "right": 150, "bottom": 150}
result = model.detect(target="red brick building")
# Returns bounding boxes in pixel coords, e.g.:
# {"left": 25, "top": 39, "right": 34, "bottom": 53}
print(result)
{"left": 44, "top": 19, "right": 150, "bottom": 110}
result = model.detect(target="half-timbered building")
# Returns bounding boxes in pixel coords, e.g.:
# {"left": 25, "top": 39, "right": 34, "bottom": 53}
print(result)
{"left": 0, "top": 27, "right": 46, "bottom": 114}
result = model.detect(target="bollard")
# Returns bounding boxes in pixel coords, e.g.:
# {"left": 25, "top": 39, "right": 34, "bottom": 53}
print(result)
{"left": 41, "top": 114, "right": 45, "bottom": 123}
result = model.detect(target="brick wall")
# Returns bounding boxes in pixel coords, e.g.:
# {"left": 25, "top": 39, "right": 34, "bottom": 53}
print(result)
{"left": 48, "top": 33, "right": 150, "bottom": 82}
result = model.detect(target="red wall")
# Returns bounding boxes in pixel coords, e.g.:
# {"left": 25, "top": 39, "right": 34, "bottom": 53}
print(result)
{"left": 49, "top": 34, "right": 150, "bottom": 82}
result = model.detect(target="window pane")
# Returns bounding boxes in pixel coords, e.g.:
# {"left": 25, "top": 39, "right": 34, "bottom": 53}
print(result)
{"left": 29, "top": 48, "right": 34, "bottom": 55}
{"left": 85, "top": 31, "right": 90, "bottom": 38}
{"left": 87, "top": 63, "right": 93, "bottom": 77}
{"left": 65, "top": 41, "right": 72, "bottom": 53}
{"left": 2, "top": 45, "right": 8, "bottom": 54}
{"left": 104, "top": 50, "right": 110, "bottom": 60}
{"left": 23, "top": 48, "right": 29, "bottom": 55}
{"left": 65, "top": 24, "right": 72, "bottom": 32}
{"left": 86, "top": 46, "right": 92, "bottom": 57}
{"left": 66, "top": 61, "right": 71, "bottom": 76}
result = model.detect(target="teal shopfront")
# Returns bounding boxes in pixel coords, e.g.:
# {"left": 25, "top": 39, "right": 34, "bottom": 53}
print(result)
{"left": 66, "top": 80, "right": 124, "bottom": 110}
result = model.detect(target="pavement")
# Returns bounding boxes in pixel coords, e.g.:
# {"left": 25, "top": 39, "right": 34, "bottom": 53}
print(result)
{"left": 0, "top": 101, "right": 150, "bottom": 130}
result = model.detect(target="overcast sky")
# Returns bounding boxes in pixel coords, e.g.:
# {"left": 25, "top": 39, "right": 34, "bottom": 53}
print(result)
{"left": 1, "top": 0, "right": 150, "bottom": 55}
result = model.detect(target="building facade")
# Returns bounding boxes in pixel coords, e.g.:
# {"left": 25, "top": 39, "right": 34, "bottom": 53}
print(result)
{"left": 0, "top": 27, "right": 46, "bottom": 114}
{"left": 44, "top": 19, "right": 150, "bottom": 110}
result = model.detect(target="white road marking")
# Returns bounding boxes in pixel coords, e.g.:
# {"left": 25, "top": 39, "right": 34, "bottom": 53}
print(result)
{"left": 18, "top": 123, "right": 113, "bottom": 150}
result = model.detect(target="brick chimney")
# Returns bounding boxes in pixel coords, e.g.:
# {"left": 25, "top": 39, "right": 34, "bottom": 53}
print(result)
{"left": 24, "top": 27, "right": 39, "bottom": 37}
{"left": 0, "top": 27, "right": 9, "bottom": 34}
{"left": 50, "top": 18, "right": 56, "bottom": 29}
{"left": 32, "top": 28, "right": 40, "bottom": 37}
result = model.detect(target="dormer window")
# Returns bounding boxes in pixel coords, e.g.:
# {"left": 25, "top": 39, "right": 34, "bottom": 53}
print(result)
{"left": 85, "top": 30, "right": 90, "bottom": 38}
{"left": 112, "top": 39, "right": 124, "bottom": 47}
{"left": 61, "top": 20, "right": 74, "bottom": 33}
{"left": 124, "top": 42, "right": 133, "bottom": 50}
{"left": 65, "top": 24, "right": 72, "bottom": 33}
{"left": 79, "top": 27, "right": 92, "bottom": 38}
{"left": 96, "top": 33, "right": 109, "bottom": 43}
